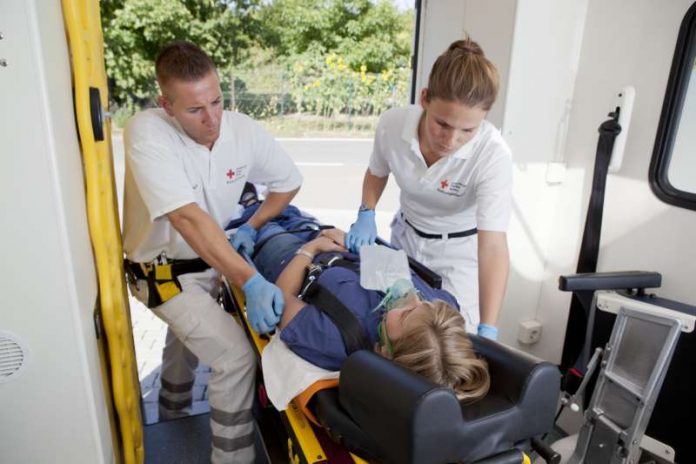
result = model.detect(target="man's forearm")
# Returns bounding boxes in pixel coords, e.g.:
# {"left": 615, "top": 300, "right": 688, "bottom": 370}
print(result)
{"left": 478, "top": 231, "right": 510, "bottom": 326}
{"left": 246, "top": 188, "right": 299, "bottom": 230}
{"left": 169, "top": 203, "right": 256, "bottom": 287}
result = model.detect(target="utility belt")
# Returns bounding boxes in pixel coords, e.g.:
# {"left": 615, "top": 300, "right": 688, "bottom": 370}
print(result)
{"left": 125, "top": 254, "right": 210, "bottom": 308}
{"left": 401, "top": 213, "right": 477, "bottom": 240}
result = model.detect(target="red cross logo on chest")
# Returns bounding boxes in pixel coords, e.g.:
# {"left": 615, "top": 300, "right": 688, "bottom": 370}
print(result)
{"left": 440, "top": 179, "right": 449, "bottom": 189}
{"left": 226, "top": 169, "right": 235, "bottom": 180}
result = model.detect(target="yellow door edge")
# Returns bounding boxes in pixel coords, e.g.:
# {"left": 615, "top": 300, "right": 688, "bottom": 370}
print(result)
{"left": 61, "top": 1, "right": 144, "bottom": 463}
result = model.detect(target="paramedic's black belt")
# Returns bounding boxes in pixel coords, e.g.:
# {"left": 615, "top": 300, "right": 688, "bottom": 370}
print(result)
{"left": 402, "top": 215, "right": 477, "bottom": 239}
{"left": 125, "top": 258, "right": 210, "bottom": 307}
{"left": 125, "top": 258, "right": 210, "bottom": 280}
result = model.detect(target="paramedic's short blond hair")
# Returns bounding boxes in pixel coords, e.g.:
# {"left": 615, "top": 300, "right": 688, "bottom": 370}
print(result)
{"left": 427, "top": 37, "right": 499, "bottom": 111}
{"left": 388, "top": 300, "right": 490, "bottom": 403}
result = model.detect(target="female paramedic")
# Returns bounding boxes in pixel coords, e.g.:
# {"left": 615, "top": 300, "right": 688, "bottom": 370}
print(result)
{"left": 238, "top": 206, "right": 490, "bottom": 402}
{"left": 345, "top": 38, "right": 513, "bottom": 340}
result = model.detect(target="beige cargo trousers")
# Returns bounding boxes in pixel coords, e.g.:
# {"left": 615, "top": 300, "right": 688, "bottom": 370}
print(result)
{"left": 130, "top": 268, "right": 256, "bottom": 464}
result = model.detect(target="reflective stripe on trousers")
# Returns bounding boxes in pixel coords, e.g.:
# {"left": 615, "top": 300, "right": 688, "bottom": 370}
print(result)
{"left": 129, "top": 269, "right": 257, "bottom": 464}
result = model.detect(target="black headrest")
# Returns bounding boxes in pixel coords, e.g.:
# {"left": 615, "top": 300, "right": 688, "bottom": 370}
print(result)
{"left": 318, "top": 336, "right": 560, "bottom": 464}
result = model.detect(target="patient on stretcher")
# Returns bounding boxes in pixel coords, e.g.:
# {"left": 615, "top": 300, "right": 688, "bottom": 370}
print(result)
{"left": 236, "top": 205, "right": 489, "bottom": 403}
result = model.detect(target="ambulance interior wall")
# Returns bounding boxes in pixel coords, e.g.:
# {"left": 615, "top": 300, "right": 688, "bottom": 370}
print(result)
{"left": 419, "top": 0, "right": 696, "bottom": 362}
{"left": 531, "top": 0, "right": 696, "bottom": 362}
{"left": 0, "top": 0, "right": 114, "bottom": 462}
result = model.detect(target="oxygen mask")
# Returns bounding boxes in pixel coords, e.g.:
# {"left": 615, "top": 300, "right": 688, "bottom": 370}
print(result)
{"left": 373, "top": 278, "right": 421, "bottom": 313}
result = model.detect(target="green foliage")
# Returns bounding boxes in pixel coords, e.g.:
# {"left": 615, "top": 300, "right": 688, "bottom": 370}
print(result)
{"left": 101, "top": 0, "right": 261, "bottom": 105}
{"left": 257, "top": 0, "right": 412, "bottom": 72}
{"left": 100, "top": 0, "right": 414, "bottom": 131}
{"left": 286, "top": 50, "right": 409, "bottom": 118}
{"left": 111, "top": 105, "right": 136, "bottom": 128}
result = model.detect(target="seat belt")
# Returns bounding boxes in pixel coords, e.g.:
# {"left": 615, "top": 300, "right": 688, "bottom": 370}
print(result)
{"left": 300, "top": 260, "right": 373, "bottom": 355}
{"left": 560, "top": 113, "right": 622, "bottom": 388}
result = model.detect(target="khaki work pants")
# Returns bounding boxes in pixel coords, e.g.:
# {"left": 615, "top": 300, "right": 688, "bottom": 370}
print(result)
{"left": 130, "top": 268, "right": 256, "bottom": 464}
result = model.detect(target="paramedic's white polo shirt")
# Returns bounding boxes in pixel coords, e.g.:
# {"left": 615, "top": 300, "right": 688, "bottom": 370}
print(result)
{"left": 123, "top": 108, "right": 302, "bottom": 262}
{"left": 368, "top": 105, "right": 512, "bottom": 234}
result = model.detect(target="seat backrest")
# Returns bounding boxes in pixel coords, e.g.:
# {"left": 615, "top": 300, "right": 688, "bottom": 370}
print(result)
{"left": 331, "top": 336, "right": 560, "bottom": 464}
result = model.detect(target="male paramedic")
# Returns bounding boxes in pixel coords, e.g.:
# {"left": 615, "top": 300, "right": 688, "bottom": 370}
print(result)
{"left": 345, "top": 38, "right": 513, "bottom": 341}
{"left": 122, "top": 41, "right": 302, "bottom": 464}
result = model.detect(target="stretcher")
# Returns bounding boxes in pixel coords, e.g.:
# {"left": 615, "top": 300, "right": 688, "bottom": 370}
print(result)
{"left": 222, "top": 209, "right": 561, "bottom": 464}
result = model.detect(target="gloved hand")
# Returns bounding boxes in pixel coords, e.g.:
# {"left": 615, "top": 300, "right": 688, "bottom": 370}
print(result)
{"left": 230, "top": 223, "right": 257, "bottom": 257}
{"left": 345, "top": 209, "right": 377, "bottom": 253}
{"left": 242, "top": 273, "right": 284, "bottom": 334}
{"left": 477, "top": 323, "right": 498, "bottom": 340}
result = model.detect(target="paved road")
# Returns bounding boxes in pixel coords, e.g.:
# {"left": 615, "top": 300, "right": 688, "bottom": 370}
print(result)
{"left": 112, "top": 132, "right": 401, "bottom": 236}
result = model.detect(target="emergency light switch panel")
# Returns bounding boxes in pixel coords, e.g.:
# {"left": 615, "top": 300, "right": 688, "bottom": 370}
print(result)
{"left": 517, "top": 319, "right": 542, "bottom": 345}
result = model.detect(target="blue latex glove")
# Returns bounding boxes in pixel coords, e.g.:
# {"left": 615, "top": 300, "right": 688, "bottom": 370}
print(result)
{"left": 345, "top": 209, "right": 377, "bottom": 253}
{"left": 477, "top": 323, "right": 498, "bottom": 340}
{"left": 242, "top": 273, "right": 284, "bottom": 334}
{"left": 230, "top": 223, "right": 257, "bottom": 257}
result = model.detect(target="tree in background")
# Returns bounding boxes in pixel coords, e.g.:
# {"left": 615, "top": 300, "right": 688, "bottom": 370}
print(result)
{"left": 250, "top": 0, "right": 412, "bottom": 120}
{"left": 258, "top": 0, "right": 411, "bottom": 72}
{"left": 101, "top": 0, "right": 261, "bottom": 106}
{"left": 101, "top": 0, "right": 414, "bottom": 132}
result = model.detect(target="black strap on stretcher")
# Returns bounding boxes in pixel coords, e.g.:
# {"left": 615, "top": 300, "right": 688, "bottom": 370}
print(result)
{"left": 300, "top": 255, "right": 372, "bottom": 355}
{"left": 304, "top": 283, "right": 373, "bottom": 355}
{"left": 560, "top": 112, "right": 622, "bottom": 385}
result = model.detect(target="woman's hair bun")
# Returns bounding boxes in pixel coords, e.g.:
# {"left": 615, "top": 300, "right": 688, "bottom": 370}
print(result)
{"left": 449, "top": 38, "right": 484, "bottom": 56}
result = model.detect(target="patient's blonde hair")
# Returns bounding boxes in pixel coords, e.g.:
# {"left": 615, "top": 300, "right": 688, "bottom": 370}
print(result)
{"left": 387, "top": 300, "right": 490, "bottom": 403}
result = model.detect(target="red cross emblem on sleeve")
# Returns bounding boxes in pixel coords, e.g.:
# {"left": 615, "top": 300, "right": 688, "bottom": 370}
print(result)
{"left": 440, "top": 179, "right": 449, "bottom": 189}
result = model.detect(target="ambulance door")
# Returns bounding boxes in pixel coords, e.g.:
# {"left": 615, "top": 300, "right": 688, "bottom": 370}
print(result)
{"left": 0, "top": 0, "right": 143, "bottom": 462}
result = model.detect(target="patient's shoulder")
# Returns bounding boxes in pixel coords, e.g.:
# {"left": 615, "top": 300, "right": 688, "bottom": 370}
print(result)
{"left": 413, "top": 275, "right": 460, "bottom": 310}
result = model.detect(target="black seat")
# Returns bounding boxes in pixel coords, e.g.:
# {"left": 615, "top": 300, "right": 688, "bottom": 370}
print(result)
{"left": 311, "top": 335, "right": 560, "bottom": 464}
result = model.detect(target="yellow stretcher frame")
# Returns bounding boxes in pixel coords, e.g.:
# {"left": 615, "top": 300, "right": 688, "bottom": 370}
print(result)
{"left": 226, "top": 284, "right": 368, "bottom": 464}
{"left": 61, "top": 1, "right": 144, "bottom": 463}
{"left": 227, "top": 275, "right": 532, "bottom": 464}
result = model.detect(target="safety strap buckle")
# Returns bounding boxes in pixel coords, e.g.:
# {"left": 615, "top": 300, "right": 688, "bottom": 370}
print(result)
{"left": 299, "top": 263, "right": 323, "bottom": 299}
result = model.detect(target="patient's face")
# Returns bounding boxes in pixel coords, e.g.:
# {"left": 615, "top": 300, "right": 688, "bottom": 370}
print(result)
{"left": 384, "top": 296, "right": 431, "bottom": 342}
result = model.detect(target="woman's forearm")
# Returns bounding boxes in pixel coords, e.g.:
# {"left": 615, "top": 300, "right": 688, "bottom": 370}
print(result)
{"left": 275, "top": 249, "right": 314, "bottom": 295}
{"left": 478, "top": 231, "right": 510, "bottom": 326}
{"left": 275, "top": 249, "right": 315, "bottom": 329}
{"left": 361, "top": 169, "right": 389, "bottom": 210}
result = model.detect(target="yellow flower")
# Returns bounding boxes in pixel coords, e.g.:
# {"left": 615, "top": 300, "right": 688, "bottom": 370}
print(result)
{"left": 325, "top": 54, "right": 336, "bottom": 67}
